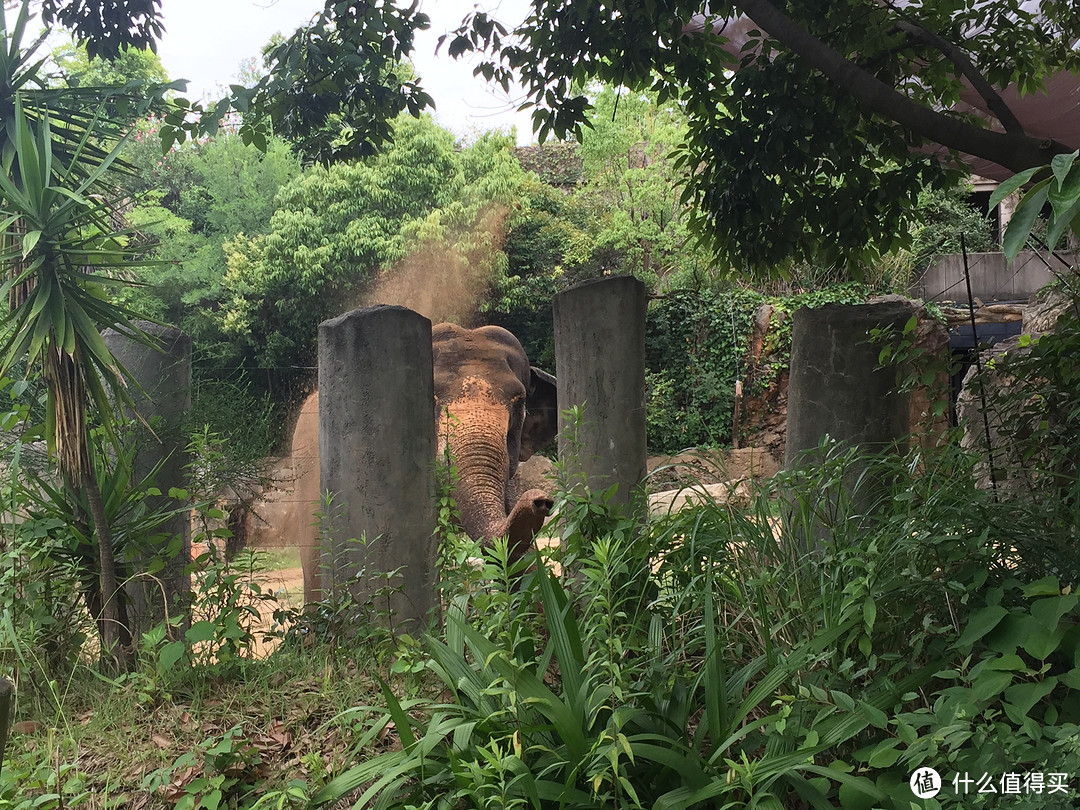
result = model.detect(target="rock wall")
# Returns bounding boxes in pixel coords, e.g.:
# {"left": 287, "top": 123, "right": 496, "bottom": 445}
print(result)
{"left": 957, "top": 286, "right": 1078, "bottom": 494}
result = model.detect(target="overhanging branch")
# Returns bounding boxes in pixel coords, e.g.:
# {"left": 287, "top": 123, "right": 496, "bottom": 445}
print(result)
{"left": 734, "top": 0, "right": 1071, "bottom": 173}
{"left": 890, "top": 15, "right": 1024, "bottom": 136}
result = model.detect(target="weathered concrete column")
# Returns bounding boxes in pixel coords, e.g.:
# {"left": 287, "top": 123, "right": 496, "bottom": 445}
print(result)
{"left": 553, "top": 276, "right": 648, "bottom": 509}
{"left": 318, "top": 306, "right": 437, "bottom": 633}
{"left": 103, "top": 322, "right": 192, "bottom": 637}
{"left": 785, "top": 302, "right": 912, "bottom": 463}
{"left": 785, "top": 302, "right": 912, "bottom": 535}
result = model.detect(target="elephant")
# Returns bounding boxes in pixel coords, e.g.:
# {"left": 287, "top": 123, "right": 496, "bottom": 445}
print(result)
{"left": 295, "top": 323, "right": 559, "bottom": 604}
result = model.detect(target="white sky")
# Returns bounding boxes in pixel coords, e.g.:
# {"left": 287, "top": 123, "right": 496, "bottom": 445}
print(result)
{"left": 154, "top": 0, "right": 536, "bottom": 145}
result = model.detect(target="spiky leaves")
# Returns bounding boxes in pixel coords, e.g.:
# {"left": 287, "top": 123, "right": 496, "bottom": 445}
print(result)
{"left": 0, "top": 96, "right": 159, "bottom": 669}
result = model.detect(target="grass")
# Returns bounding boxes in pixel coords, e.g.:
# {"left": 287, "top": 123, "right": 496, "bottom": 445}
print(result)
{"left": 250, "top": 547, "right": 302, "bottom": 574}
{"left": 7, "top": 437, "right": 1080, "bottom": 809}
{"left": 4, "top": 635, "right": 413, "bottom": 808}
{"left": 2, "top": 539, "right": 426, "bottom": 808}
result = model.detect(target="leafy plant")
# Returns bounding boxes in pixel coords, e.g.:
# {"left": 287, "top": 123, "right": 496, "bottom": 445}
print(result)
{"left": 143, "top": 724, "right": 266, "bottom": 810}
{"left": 991, "top": 150, "right": 1080, "bottom": 260}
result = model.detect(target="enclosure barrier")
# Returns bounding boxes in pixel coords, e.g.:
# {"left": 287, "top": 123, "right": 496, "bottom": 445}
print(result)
{"left": 554, "top": 276, "right": 648, "bottom": 511}
{"left": 318, "top": 306, "right": 438, "bottom": 633}
{"left": 102, "top": 322, "right": 192, "bottom": 639}
{"left": 784, "top": 301, "right": 912, "bottom": 536}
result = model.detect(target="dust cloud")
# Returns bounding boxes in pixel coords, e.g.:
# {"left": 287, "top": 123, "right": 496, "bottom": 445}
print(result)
{"left": 360, "top": 205, "right": 508, "bottom": 326}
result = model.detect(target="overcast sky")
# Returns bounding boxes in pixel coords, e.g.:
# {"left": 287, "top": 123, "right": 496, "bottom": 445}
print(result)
{"left": 154, "top": 0, "right": 535, "bottom": 144}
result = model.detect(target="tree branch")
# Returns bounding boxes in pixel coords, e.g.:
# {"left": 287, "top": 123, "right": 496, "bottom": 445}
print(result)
{"left": 734, "top": 0, "right": 1070, "bottom": 173}
{"left": 890, "top": 16, "right": 1025, "bottom": 136}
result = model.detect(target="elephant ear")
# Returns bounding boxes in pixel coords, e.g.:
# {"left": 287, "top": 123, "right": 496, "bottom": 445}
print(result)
{"left": 520, "top": 367, "right": 558, "bottom": 460}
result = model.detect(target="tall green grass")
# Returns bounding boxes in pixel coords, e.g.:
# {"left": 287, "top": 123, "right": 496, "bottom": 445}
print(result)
{"left": 312, "top": 435, "right": 1080, "bottom": 809}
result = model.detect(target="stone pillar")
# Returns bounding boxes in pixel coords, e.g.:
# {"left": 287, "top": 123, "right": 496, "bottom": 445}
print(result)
{"left": 784, "top": 302, "right": 912, "bottom": 536}
{"left": 553, "top": 276, "right": 647, "bottom": 508}
{"left": 785, "top": 302, "right": 912, "bottom": 463}
{"left": 318, "top": 306, "right": 437, "bottom": 633}
{"left": 103, "top": 322, "right": 192, "bottom": 636}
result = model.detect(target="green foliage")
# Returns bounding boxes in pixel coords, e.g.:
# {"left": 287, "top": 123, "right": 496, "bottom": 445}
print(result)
{"left": 39, "top": 0, "right": 163, "bottom": 59}
{"left": 645, "top": 283, "right": 875, "bottom": 453}
{"left": 645, "top": 288, "right": 762, "bottom": 453}
{"left": 118, "top": 125, "right": 301, "bottom": 349}
{"left": 185, "top": 3, "right": 433, "bottom": 163}
{"left": 576, "top": 86, "right": 717, "bottom": 288}
{"left": 879, "top": 182, "right": 996, "bottom": 289}
{"left": 993, "top": 150, "right": 1080, "bottom": 260}
{"left": 270, "top": 491, "right": 410, "bottom": 663}
{"left": 142, "top": 724, "right": 267, "bottom": 810}
{"left": 872, "top": 314, "right": 956, "bottom": 422}
{"left": 878, "top": 577, "right": 1080, "bottom": 810}
{"left": 0, "top": 734, "right": 97, "bottom": 809}
{"left": 185, "top": 375, "right": 279, "bottom": 465}
{"left": 514, "top": 142, "right": 583, "bottom": 187}
{"left": 50, "top": 39, "right": 168, "bottom": 89}
{"left": 313, "top": 437, "right": 1033, "bottom": 809}
{"left": 218, "top": 115, "right": 460, "bottom": 370}
{"left": 964, "top": 301, "right": 1080, "bottom": 573}
{"left": 453, "top": 0, "right": 1079, "bottom": 273}
{"left": 218, "top": 115, "right": 529, "bottom": 377}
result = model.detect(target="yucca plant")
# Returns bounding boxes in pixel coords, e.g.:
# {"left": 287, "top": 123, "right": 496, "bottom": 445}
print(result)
{"left": 0, "top": 93, "right": 161, "bottom": 670}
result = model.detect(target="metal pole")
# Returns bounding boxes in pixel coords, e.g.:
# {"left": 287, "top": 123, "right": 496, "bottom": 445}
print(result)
{"left": 961, "top": 233, "right": 999, "bottom": 499}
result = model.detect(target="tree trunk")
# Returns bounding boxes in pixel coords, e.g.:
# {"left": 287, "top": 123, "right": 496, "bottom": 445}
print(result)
{"left": 85, "top": 472, "right": 130, "bottom": 671}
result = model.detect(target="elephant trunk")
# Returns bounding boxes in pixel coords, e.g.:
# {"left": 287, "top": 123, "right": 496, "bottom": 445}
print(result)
{"left": 438, "top": 404, "right": 514, "bottom": 546}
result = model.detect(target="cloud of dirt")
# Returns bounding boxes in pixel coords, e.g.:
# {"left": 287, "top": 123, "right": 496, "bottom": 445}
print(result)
{"left": 361, "top": 205, "right": 508, "bottom": 326}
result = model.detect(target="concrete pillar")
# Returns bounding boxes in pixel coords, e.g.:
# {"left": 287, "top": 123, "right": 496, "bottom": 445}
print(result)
{"left": 553, "top": 276, "right": 647, "bottom": 509}
{"left": 785, "top": 302, "right": 912, "bottom": 464}
{"left": 103, "top": 322, "right": 192, "bottom": 637}
{"left": 318, "top": 306, "right": 437, "bottom": 633}
{"left": 784, "top": 302, "right": 912, "bottom": 539}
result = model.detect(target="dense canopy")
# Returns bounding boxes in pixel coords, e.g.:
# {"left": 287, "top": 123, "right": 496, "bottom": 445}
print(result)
{"left": 40, "top": 0, "right": 1080, "bottom": 269}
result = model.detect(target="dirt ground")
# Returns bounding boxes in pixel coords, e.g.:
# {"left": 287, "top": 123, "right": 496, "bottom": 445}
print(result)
{"left": 248, "top": 565, "right": 304, "bottom": 658}
{"left": 255, "top": 565, "right": 305, "bottom": 599}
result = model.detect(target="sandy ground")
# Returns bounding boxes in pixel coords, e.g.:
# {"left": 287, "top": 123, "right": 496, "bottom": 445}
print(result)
{"left": 256, "top": 565, "right": 305, "bottom": 599}
{"left": 248, "top": 565, "right": 304, "bottom": 658}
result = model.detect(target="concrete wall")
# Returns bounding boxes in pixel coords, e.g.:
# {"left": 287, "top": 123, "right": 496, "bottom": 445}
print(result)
{"left": 913, "top": 251, "right": 1074, "bottom": 303}
{"left": 317, "top": 307, "right": 437, "bottom": 633}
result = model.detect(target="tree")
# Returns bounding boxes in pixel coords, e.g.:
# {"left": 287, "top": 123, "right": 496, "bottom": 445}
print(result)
{"left": 51, "top": 39, "right": 168, "bottom": 88}
{"left": 190, "top": 3, "right": 434, "bottom": 164}
{"left": 449, "top": 0, "right": 1080, "bottom": 271}
{"left": 39, "top": 0, "right": 165, "bottom": 59}
{"left": 0, "top": 2, "right": 172, "bottom": 670}
{"left": 118, "top": 128, "right": 301, "bottom": 350}
{"left": 37, "top": 1, "right": 1079, "bottom": 270}
{"left": 218, "top": 115, "right": 466, "bottom": 374}
{"left": 577, "top": 86, "right": 717, "bottom": 287}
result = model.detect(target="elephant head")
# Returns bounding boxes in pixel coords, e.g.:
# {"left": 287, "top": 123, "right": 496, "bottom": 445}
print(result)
{"left": 295, "top": 323, "right": 558, "bottom": 604}
{"left": 431, "top": 324, "right": 558, "bottom": 563}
